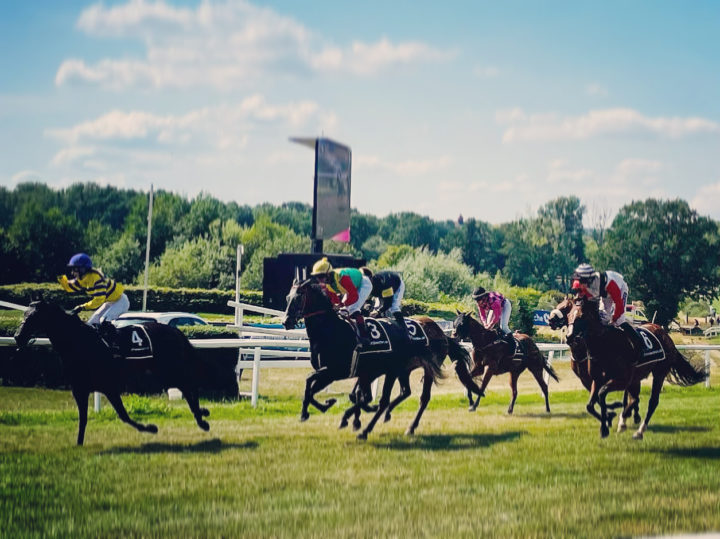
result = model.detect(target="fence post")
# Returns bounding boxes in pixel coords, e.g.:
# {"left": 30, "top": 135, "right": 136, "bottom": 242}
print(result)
{"left": 94, "top": 392, "right": 102, "bottom": 412}
{"left": 251, "top": 346, "right": 261, "bottom": 407}
{"left": 705, "top": 350, "right": 711, "bottom": 389}
{"left": 544, "top": 350, "right": 555, "bottom": 385}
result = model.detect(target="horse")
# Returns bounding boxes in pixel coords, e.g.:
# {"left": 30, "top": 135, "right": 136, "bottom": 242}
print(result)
{"left": 282, "top": 278, "right": 471, "bottom": 440}
{"left": 548, "top": 297, "right": 641, "bottom": 426}
{"left": 13, "top": 298, "right": 210, "bottom": 445}
{"left": 567, "top": 296, "right": 706, "bottom": 439}
{"left": 451, "top": 312, "right": 558, "bottom": 414}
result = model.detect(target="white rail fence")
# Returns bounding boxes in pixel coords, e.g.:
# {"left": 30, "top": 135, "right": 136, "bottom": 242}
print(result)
{"left": 2, "top": 298, "right": 718, "bottom": 409}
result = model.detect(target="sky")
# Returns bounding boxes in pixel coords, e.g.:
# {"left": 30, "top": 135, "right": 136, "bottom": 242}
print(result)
{"left": 1, "top": 0, "right": 719, "bottom": 225}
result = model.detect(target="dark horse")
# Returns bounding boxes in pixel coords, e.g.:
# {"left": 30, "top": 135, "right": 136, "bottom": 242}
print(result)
{"left": 548, "top": 296, "right": 641, "bottom": 427}
{"left": 282, "top": 279, "right": 471, "bottom": 440}
{"left": 14, "top": 299, "right": 210, "bottom": 445}
{"left": 567, "top": 296, "right": 706, "bottom": 439}
{"left": 451, "top": 312, "right": 558, "bottom": 413}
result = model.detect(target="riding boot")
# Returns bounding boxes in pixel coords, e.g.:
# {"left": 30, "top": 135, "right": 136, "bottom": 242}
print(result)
{"left": 350, "top": 312, "right": 370, "bottom": 348}
{"left": 620, "top": 322, "right": 644, "bottom": 366}
{"left": 393, "top": 311, "right": 411, "bottom": 346}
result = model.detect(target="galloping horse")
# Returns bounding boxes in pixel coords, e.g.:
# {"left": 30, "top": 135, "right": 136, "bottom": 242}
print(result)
{"left": 451, "top": 312, "right": 558, "bottom": 414}
{"left": 549, "top": 297, "right": 641, "bottom": 426}
{"left": 14, "top": 299, "right": 210, "bottom": 445}
{"left": 567, "top": 296, "right": 706, "bottom": 439}
{"left": 282, "top": 278, "right": 470, "bottom": 440}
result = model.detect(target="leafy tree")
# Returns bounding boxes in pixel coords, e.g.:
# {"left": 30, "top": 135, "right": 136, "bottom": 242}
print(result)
{"left": 84, "top": 219, "right": 120, "bottom": 256}
{"left": 378, "top": 212, "right": 440, "bottom": 250}
{"left": 123, "top": 191, "right": 189, "bottom": 259}
{"left": 391, "top": 247, "right": 475, "bottom": 302}
{"left": 96, "top": 233, "right": 144, "bottom": 284}
{"left": 596, "top": 199, "right": 720, "bottom": 326}
{"left": 350, "top": 212, "right": 380, "bottom": 251}
{"left": 61, "top": 183, "right": 136, "bottom": 229}
{"left": 376, "top": 245, "right": 416, "bottom": 268}
{"left": 536, "top": 196, "right": 586, "bottom": 290}
{"left": 147, "top": 237, "right": 235, "bottom": 289}
{"left": 7, "top": 203, "right": 83, "bottom": 282}
{"left": 360, "top": 234, "right": 388, "bottom": 261}
{"left": 179, "top": 192, "right": 231, "bottom": 239}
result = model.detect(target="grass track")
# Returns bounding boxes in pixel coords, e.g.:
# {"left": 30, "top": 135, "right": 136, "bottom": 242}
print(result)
{"left": 1, "top": 364, "right": 720, "bottom": 538}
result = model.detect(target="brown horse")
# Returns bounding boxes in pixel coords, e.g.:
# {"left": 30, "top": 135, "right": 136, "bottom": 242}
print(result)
{"left": 451, "top": 312, "right": 558, "bottom": 414}
{"left": 549, "top": 297, "right": 641, "bottom": 426}
{"left": 567, "top": 296, "right": 706, "bottom": 439}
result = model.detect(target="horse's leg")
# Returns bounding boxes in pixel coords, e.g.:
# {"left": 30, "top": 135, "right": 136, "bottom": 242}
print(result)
{"left": 631, "top": 380, "right": 642, "bottom": 424}
{"left": 72, "top": 388, "right": 90, "bottom": 446}
{"left": 406, "top": 368, "right": 434, "bottom": 436}
{"left": 528, "top": 363, "right": 552, "bottom": 413}
{"left": 475, "top": 365, "right": 494, "bottom": 408}
{"left": 300, "top": 369, "right": 336, "bottom": 421}
{"left": 585, "top": 379, "right": 604, "bottom": 424}
{"left": 382, "top": 374, "right": 402, "bottom": 422}
{"left": 454, "top": 360, "right": 484, "bottom": 411}
{"left": 597, "top": 379, "right": 626, "bottom": 438}
{"left": 507, "top": 371, "right": 519, "bottom": 415}
{"left": 357, "top": 373, "right": 402, "bottom": 440}
{"left": 633, "top": 371, "right": 665, "bottom": 440}
{"left": 339, "top": 401, "right": 361, "bottom": 429}
{"left": 104, "top": 391, "right": 158, "bottom": 435}
{"left": 179, "top": 386, "right": 210, "bottom": 431}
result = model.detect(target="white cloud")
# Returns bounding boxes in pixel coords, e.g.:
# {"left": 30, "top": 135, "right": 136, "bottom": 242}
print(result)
{"left": 585, "top": 83, "right": 608, "bottom": 97}
{"left": 57, "top": 0, "right": 453, "bottom": 89}
{"left": 356, "top": 154, "right": 451, "bottom": 176}
{"left": 10, "top": 170, "right": 43, "bottom": 185}
{"left": 46, "top": 95, "right": 322, "bottom": 146}
{"left": 473, "top": 65, "right": 500, "bottom": 79}
{"left": 690, "top": 181, "right": 720, "bottom": 219}
{"left": 498, "top": 108, "right": 720, "bottom": 142}
{"left": 547, "top": 159, "right": 594, "bottom": 184}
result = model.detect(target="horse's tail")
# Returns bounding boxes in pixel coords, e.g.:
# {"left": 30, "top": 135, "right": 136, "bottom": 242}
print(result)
{"left": 447, "top": 337, "right": 472, "bottom": 371}
{"left": 524, "top": 338, "right": 559, "bottom": 382}
{"left": 667, "top": 352, "right": 707, "bottom": 386}
{"left": 419, "top": 349, "right": 446, "bottom": 385}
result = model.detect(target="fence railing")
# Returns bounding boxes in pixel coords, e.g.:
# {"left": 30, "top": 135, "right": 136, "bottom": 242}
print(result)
{"left": 2, "top": 298, "right": 718, "bottom": 408}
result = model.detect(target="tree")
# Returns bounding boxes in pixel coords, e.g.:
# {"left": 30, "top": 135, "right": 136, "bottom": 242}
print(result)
{"left": 536, "top": 196, "right": 586, "bottom": 290}
{"left": 147, "top": 237, "right": 235, "bottom": 289}
{"left": 596, "top": 199, "right": 720, "bottom": 326}
{"left": 96, "top": 233, "right": 144, "bottom": 284}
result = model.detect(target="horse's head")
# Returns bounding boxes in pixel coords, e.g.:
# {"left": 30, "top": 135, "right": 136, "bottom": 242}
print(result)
{"left": 282, "top": 278, "right": 334, "bottom": 330}
{"left": 451, "top": 310, "right": 474, "bottom": 340}
{"left": 548, "top": 296, "right": 574, "bottom": 330}
{"left": 565, "top": 296, "right": 602, "bottom": 344}
{"left": 14, "top": 299, "right": 51, "bottom": 348}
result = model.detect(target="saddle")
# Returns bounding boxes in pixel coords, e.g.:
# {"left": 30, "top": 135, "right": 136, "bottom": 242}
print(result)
{"left": 97, "top": 322, "right": 154, "bottom": 361}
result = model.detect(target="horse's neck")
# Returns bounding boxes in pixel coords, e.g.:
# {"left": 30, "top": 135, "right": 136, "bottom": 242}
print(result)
{"left": 469, "top": 319, "right": 494, "bottom": 346}
{"left": 44, "top": 314, "right": 84, "bottom": 355}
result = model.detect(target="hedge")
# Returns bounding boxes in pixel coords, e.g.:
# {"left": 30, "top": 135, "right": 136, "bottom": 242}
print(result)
{"left": 0, "top": 283, "right": 262, "bottom": 314}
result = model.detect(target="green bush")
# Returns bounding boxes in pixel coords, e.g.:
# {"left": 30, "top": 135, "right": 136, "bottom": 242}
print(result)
{"left": 0, "top": 283, "right": 262, "bottom": 314}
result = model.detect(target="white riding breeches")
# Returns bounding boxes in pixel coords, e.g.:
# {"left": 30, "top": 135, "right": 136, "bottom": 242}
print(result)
{"left": 347, "top": 276, "right": 373, "bottom": 315}
{"left": 87, "top": 293, "right": 130, "bottom": 326}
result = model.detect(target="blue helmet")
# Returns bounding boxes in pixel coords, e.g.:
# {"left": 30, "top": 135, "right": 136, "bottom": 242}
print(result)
{"left": 67, "top": 253, "right": 92, "bottom": 271}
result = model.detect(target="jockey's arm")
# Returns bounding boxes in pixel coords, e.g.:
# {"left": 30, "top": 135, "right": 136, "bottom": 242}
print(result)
{"left": 380, "top": 286, "right": 394, "bottom": 313}
{"left": 338, "top": 274, "right": 359, "bottom": 305}
{"left": 605, "top": 280, "right": 625, "bottom": 323}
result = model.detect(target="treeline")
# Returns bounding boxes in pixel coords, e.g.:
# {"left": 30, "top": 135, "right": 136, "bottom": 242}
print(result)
{"left": 1, "top": 182, "right": 719, "bottom": 325}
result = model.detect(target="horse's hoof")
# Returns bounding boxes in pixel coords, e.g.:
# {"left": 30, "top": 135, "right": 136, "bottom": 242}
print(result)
{"left": 339, "top": 419, "right": 348, "bottom": 429}
{"left": 384, "top": 413, "right": 392, "bottom": 423}
{"left": 632, "top": 431, "right": 644, "bottom": 440}
{"left": 324, "top": 398, "right": 337, "bottom": 410}
{"left": 468, "top": 406, "right": 476, "bottom": 412}
{"left": 146, "top": 424, "right": 159, "bottom": 434}
{"left": 634, "top": 414, "right": 641, "bottom": 425}
{"left": 507, "top": 409, "right": 514, "bottom": 415}
{"left": 617, "top": 424, "right": 627, "bottom": 433}
{"left": 601, "top": 426, "right": 610, "bottom": 438}
{"left": 200, "top": 408, "right": 210, "bottom": 417}
{"left": 198, "top": 420, "right": 210, "bottom": 431}
{"left": 357, "top": 432, "right": 368, "bottom": 441}
{"left": 299, "top": 413, "right": 309, "bottom": 422}
{"left": 352, "top": 419, "right": 362, "bottom": 431}
{"left": 405, "top": 428, "right": 416, "bottom": 436}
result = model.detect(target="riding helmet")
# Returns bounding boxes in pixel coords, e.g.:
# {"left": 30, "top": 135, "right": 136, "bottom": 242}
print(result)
{"left": 311, "top": 257, "right": 332, "bottom": 276}
{"left": 573, "top": 263, "right": 595, "bottom": 281}
{"left": 472, "top": 286, "right": 486, "bottom": 300}
{"left": 67, "top": 253, "right": 93, "bottom": 271}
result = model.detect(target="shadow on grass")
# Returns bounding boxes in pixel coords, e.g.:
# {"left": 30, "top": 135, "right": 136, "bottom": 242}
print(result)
{"left": 370, "top": 431, "right": 525, "bottom": 451}
{"left": 652, "top": 446, "right": 720, "bottom": 459}
{"left": 645, "top": 424, "right": 711, "bottom": 434}
{"left": 101, "top": 438, "right": 258, "bottom": 455}
{"left": 514, "top": 412, "right": 586, "bottom": 419}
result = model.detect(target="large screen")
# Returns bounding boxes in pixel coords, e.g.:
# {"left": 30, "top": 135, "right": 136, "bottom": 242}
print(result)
{"left": 313, "top": 138, "right": 351, "bottom": 242}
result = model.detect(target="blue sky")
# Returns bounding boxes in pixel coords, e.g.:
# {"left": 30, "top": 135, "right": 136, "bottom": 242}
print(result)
{"left": 2, "top": 0, "right": 719, "bottom": 224}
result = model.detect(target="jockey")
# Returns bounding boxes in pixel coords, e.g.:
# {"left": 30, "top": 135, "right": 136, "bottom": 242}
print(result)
{"left": 361, "top": 267, "right": 410, "bottom": 339}
{"left": 472, "top": 286, "right": 513, "bottom": 344}
{"left": 571, "top": 263, "right": 644, "bottom": 365}
{"left": 57, "top": 253, "right": 130, "bottom": 326}
{"left": 311, "top": 258, "right": 373, "bottom": 345}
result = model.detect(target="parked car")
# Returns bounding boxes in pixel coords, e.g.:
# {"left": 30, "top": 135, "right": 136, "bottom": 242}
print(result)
{"left": 113, "top": 312, "right": 209, "bottom": 329}
{"left": 625, "top": 304, "right": 649, "bottom": 326}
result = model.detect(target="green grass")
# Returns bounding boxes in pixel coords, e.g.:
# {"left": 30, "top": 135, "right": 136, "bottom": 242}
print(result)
{"left": 2, "top": 366, "right": 720, "bottom": 538}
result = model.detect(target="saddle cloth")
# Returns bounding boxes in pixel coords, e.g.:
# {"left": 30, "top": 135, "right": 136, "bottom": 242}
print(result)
{"left": 634, "top": 326, "right": 665, "bottom": 365}
{"left": 359, "top": 317, "right": 429, "bottom": 355}
{"left": 114, "top": 325, "right": 154, "bottom": 360}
